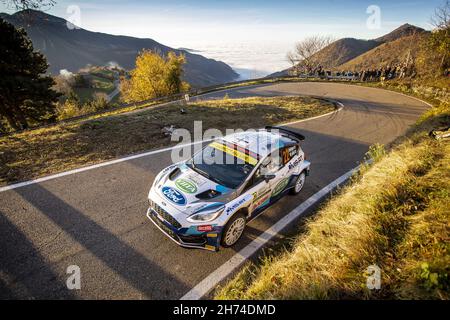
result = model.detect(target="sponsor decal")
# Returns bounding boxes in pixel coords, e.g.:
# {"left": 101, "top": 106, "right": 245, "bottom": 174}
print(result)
{"left": 250, "top": 188, "right": 272, "bottom": 211}
{"left": 225, "top": 195, "right": 250, "bottom": 214}
{"left": 288, "top": 146, "right": 298, "bottom": 157}
{"left": 281, "top": 148, "right": 291, "bottom": 164}
{"left": 161, "top": 186, "right": 186, "bottom": 205}
{"left": 272, "top": 178, "right": 289, "bottom": 197}
{"left": 197, "top": 225, "right": 213, "bottom": 232}
{"left": 253, "top": 194, "right": 270, "bottom": 209}
{"left": 289, "top": 158, "right": 301, "bottom": 170}
{"left": 252, "top": 188, "right": 271, "bottom": 203}
{"left": 210, "top": 141, "right": 258, "bottom": 165}
{"left": 175, "top": 178, "right": 197, "bottom": 194}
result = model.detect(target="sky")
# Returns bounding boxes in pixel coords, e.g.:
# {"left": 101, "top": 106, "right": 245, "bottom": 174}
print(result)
{"left": 0, "top": 0, "right": 443, "bottom": 76}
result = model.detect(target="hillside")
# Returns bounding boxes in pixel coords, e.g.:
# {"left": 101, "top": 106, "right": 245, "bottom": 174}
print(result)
{"left": 0, "top": 10, "right": 238, "bottom": 87}
{"left": 375, "top": 23, "right": 425, "bottom": 43}
{"left": 338, "top": 33, "right": 426, "bottom": 71}
{"left": 312, "top": 38, "right": 379, "bottom": 68}
{"left": 270, "top": 23, "right": 427, "bottom": 77}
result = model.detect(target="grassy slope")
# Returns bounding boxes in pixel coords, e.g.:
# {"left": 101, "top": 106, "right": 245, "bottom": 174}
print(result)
{"left": 216, "top": 102, "right": 450, "bottom": 300}
{"left": 334, "top": 32, "right": 446, "bottom": 90}
{"left": 0, "top": 96, "right": 334, "bottom": 186}
{"left": 338, "top": 34, "right": 423, "bottom": 71}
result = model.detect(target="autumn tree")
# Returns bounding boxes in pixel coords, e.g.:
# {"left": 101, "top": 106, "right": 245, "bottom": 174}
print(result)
{"left": 287, "top": 35, "right": 334, "bottom": 75}
{"left": 429, "top": 0, "right": 450, "bottom": 73}
{"left": 53, "top": 74, "right": 75, "bottom": 96}
{"left": 121, "top": 50, "right": 190, "bottom": 103}
{"left": 0, "top": 18, "right": 60, "bottom": 130}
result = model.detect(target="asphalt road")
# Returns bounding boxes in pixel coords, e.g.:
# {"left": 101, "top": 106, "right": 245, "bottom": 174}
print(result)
{"left": 0, "top": 82, "right": 429, "bottom": 299}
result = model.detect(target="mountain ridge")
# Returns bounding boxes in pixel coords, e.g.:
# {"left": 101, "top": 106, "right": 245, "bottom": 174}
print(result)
{"left": 269, "top": 23, "right": 427, "bottom": 77}
{"left": 0, "top": 9, "right": 239, "bottom": 87}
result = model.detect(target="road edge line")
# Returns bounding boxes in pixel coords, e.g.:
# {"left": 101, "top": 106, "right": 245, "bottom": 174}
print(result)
{"left": 0, "top": 139, "right": 209, "bottom": 193}
{"left": 180, "top": 165, "right": 358, "bottom": 300}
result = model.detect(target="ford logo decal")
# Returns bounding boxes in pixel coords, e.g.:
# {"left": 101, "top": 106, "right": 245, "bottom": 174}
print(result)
{"left": 161, "top": 186, "right": 186, "bottom": 206}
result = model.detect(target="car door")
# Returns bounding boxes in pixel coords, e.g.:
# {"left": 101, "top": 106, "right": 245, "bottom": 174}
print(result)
{"left": 243, "top": 157, "right": 273, "bottom": 215}
{"left": 268, "top": 146, "right": 296, "bottom": 198}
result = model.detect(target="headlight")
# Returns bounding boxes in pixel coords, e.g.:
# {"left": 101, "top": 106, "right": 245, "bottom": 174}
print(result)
{"left": 187, "top": 207, "right": 225, "bottom": 223}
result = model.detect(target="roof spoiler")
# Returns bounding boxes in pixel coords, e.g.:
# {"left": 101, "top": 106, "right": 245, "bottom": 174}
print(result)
{"left": 265, "top": 126, "right": 305, "bottom": 141}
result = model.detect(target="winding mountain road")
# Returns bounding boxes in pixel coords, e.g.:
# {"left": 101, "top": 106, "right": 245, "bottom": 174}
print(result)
{"left": 0, "top": 82, "right": 429, "bottom": 299}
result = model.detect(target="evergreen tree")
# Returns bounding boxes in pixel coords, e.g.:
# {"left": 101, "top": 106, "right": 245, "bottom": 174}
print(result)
{"left": 0, "top": 18, "right": 60, "bottom": 130}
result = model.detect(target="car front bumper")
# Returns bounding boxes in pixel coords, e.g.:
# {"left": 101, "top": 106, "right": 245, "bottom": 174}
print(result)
{"left": 146, "top": 207, "right": 222, "bottom": 252}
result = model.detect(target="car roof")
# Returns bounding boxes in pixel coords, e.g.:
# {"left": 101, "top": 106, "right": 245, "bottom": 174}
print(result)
{"left": 219, "top": 130, "right": 297, "bottom": 159}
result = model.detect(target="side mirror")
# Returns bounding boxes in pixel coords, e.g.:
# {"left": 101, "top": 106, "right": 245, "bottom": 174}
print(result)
{"left": 264, "top": 174, "right": 276, "bottom": 182}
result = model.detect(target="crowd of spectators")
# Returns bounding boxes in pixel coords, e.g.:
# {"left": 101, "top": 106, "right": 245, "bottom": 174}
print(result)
{"left": 296, "top": 63, "right": 417, "bottom": 82}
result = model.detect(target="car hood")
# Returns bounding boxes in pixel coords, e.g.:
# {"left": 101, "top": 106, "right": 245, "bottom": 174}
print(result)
{"left": 152, "top": 163, "right": 235, "bottom": 215}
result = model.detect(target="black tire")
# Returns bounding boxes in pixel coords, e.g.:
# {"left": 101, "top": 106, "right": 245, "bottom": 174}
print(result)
{"left": 221, "top": 212, "right": 246, "bottom": 248}
{"left": 290, "top": 171, "right": 306, "bottom": 195}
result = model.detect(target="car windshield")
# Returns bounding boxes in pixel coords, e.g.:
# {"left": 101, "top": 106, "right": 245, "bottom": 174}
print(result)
{"left": 186, "top": 143, "right": 256, "bottom": 189}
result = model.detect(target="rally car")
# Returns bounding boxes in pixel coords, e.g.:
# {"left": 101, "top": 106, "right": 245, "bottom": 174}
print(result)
{"left": 146, "top": 126, "right": 310, "bottom": 251}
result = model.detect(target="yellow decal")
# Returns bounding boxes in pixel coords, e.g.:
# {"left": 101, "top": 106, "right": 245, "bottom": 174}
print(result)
{"left": 282, "top": 148, "right": 290, "bottom": 164}
{"left": 210, "top": 142, "right": 258, "bottom": 165}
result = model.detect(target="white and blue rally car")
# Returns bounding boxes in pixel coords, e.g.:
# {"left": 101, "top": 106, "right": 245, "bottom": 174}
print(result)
{"left": 146, "top": 126, "right": 310, "bottom": 251}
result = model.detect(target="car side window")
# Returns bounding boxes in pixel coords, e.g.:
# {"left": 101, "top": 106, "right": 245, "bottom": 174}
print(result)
{"left": 242, "top": 157, "right": 271, "bottom": 192}
{"left": 242, "top": 146, "right": 298, "bottom": 193}
{"left": 263, "top": 154, "right": 279, "bottom": 175}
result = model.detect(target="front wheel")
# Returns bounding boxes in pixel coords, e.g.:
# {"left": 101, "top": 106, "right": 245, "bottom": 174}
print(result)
{"left": 290, "top": 171, "right": 306, "bottom": 195}
{"left": 221, "top": 213, "right": 246, "bottom": 247}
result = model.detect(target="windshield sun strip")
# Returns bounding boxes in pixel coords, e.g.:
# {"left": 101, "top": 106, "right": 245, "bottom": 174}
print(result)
{"left": 209, "top": 141, "right": 259, "bottom": 166}
{"left": 222, "top": 141, "right": 261, "bottom": 160}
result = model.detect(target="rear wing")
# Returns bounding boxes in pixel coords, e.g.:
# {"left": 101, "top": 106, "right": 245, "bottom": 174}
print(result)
{"left": 265, "top": 126, "right": 305, "bottom": 142}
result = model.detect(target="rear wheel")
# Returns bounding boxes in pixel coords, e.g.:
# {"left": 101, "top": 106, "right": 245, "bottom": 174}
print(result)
{"left": 290, "top": 171, "right": 306, "bottom": 195}
{"left": 221, "top": 213, "right": 246, "bottom": 247}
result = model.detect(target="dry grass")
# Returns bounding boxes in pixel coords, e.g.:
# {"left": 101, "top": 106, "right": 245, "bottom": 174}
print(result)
{"left": 216, "top": 103, "right": 450, "bottom": 300}
{"left": 0, "top": 96, "right": 334, "bottom": 186}
{"left": 361, "top": 79, "right": 449, "bottom": 110}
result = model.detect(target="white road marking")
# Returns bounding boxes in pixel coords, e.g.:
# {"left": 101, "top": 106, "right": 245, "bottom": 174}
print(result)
{"left": 0, "top": 140, "right": 209, "bottom": 193}
{"left": 280, "top": 102, "right": 343, "bottom": 126}
{"left": 180, "top": 165, "right": 358, "bottom": 300}
{"left": 0, "top": 104, "right": 342, "bottom": 193}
